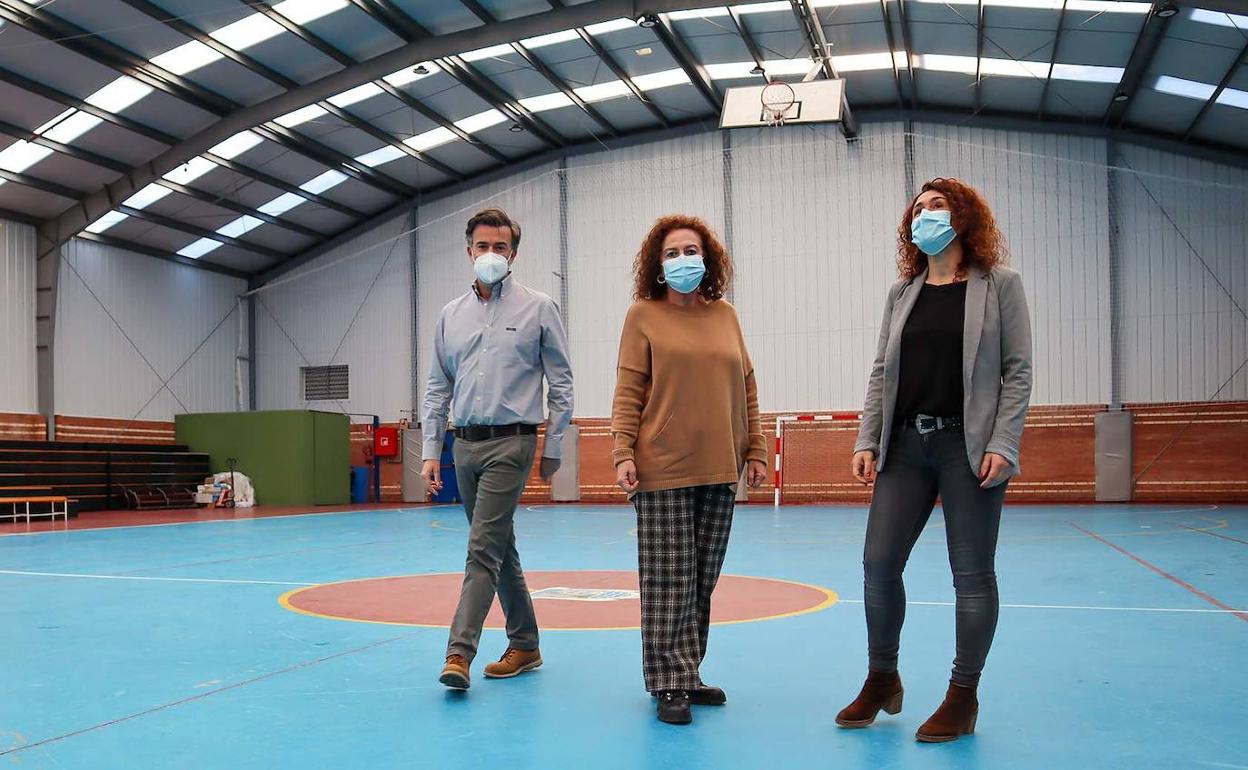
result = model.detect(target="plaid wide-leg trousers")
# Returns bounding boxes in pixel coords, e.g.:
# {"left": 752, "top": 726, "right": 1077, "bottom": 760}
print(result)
{"left": 633, "top": 483, "right": 737, "bottom": 694}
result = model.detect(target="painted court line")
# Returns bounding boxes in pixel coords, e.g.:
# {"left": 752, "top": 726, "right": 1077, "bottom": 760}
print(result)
{"left": 1180, "top": 524, "right": 1248, "bottom": 546}
{"left": 0, "top": 506, "right": 458, "bottom": 538}
{"left": 0, "top": 632, "right": 418, "bottom": 759}
{"left": 7, "top": 569, "right": 1242, "bottom": 614}
{"left": 1069, "top": 521, "right": 1248, "bottom": 623}
{"left": 836, "top": 599, "right": 1247, "bottom": 614}
{"left": 0, "top": 569, "right": 314, "bottom": 586}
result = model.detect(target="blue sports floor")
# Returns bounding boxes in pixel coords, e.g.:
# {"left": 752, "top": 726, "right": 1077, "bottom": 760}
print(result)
{"left": 2, "top": 503, "right": 1246, "bottom": 769}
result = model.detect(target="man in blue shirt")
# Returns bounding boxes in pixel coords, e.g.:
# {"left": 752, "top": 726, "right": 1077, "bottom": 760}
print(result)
{"left": 422, "top": 207, "right": 574, "bottom": 690}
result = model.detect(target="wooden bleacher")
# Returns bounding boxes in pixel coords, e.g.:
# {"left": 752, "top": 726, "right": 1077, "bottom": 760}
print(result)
{"left": 0, "top": 440, "right": 211, "bottom": 517}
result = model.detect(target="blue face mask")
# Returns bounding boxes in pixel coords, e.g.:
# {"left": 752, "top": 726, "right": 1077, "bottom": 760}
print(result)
{"left": 662, "top": 254, "right": 706, "bottom": 294}
{"left": 910, "top": 208, "right": 957, "bottom": 256}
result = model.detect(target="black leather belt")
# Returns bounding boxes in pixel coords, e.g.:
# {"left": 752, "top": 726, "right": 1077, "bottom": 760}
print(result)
{"left": 453, "top": 423, "right": 538, "bottom": 442}
{"left": 904, "top": 414, "right": 963, "bottom": 435}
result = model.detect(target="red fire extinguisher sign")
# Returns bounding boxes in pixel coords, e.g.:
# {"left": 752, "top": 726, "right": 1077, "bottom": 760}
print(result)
{"left": 374, "top": 426, "right": 399, "bottom": 457}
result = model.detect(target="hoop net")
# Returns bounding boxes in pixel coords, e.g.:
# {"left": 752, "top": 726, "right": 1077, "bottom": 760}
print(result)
{"left": 760, "top": 80, "right": 796, "bottom": 126}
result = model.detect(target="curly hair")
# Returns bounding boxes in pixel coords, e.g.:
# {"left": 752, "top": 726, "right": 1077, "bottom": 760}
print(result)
{"left": 632, "top": 215, "right": 734, "bottom": 301}
{"left": 896, "top": 178, "right": 1007, "bottom": 279}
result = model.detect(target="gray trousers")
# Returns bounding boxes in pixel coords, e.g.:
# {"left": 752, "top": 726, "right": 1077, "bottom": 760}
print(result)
{"left": 863, "top": 424, "right": 1007, "bottom": 686}
{"left": 446, "top": 433, "right": 539, "bottom": 662}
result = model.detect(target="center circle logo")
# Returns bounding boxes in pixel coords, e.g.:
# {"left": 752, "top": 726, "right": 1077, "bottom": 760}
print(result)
{"left": 280, "top": 570, "right": 837, "bottom": 630}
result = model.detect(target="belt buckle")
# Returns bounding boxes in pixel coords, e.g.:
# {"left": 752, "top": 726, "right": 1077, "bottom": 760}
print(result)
{"left": 914, "top": 415, "right": 940, "bottom": 435}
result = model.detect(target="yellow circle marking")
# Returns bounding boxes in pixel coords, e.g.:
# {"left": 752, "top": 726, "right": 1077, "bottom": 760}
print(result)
{"left": 278, "top": 572, "right": 838, "bottom": 632}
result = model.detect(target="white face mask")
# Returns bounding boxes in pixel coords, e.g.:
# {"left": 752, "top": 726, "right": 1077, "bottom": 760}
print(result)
{"left": 473, "top": 252, "right": 510, "bottom": 285}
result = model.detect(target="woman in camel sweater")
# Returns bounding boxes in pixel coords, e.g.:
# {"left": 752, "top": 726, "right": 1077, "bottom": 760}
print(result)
{"left": 611, "top": 214, "right": 768, "bottom": 725}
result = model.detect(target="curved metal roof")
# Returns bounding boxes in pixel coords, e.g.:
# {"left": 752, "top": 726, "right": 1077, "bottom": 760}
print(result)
{"left": 0, "top": 0, "right": 1243, "bottom": 277}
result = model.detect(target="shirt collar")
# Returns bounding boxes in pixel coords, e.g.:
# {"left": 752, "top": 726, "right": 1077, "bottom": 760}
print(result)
{"left": 472, "top": 272, "right": 512, "bottom": 302}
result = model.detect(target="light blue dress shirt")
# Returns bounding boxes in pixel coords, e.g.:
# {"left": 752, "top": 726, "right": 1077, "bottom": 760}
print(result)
{"left": 421, "top": 275, "right": 574, "bottom": 461}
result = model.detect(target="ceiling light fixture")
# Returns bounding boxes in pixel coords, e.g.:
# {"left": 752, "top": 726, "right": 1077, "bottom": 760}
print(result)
{"left": 1155, "top": 4, "right": 1179, "bottom": 17}
{"left": 508, "top": 123, "right": 524, "bottom": 132}
{"left": 636, "top": 13, "right": 659, "bottom": 27}
{"left": 1113, "top": 91, "right": 1130, "bottom": 102}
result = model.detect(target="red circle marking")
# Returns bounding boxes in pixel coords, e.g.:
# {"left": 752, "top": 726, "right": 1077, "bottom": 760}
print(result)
{"left": 281, "top": 570, "right": 835, "bottom": 630}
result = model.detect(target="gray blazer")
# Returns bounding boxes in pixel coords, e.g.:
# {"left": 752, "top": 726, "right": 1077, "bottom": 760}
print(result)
{"left": 853, "top": 265, "right": 1033, "bottom": 479}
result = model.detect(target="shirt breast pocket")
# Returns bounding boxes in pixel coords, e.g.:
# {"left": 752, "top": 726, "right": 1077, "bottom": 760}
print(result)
{"left": 501, "top": 323, "right": 540, "bottom": 365}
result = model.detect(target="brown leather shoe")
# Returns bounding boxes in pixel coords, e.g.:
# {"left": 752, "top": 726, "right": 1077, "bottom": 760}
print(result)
{"left": 483, "top": 647, "right": 542, "bottom": 679}
{"left": 836, "top": 670, "right": 904, "bottom": 728}
{"left": 916, "top": 682, "right": 978, "bottom": 743}
{"left": 439, "top": 654, "right": 470, "bottom": 690}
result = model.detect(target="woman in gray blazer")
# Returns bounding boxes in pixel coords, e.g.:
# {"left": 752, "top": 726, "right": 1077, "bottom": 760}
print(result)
{"left": 836, "top": 178, "right": 1033, "bottom": 743}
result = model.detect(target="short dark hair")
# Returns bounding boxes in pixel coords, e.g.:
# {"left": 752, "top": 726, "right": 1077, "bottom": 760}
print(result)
{"left": 465, "top": 207, "right": 521, "bottom": 250}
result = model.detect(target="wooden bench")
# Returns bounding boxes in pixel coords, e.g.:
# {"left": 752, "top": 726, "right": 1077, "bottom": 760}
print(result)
{"left": 0, "top": 495, "right": 71, "bottom": 523}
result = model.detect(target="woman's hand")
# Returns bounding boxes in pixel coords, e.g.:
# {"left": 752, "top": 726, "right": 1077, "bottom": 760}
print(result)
{"left": 979, "top": 452, "right": 1012, "bottom": 488}
{"left": 747, "top": 459, "right": 768, "bottom": 488}
{"left": 851, "top": 451, "right": 877, "bottom": 485}
{"left": 616, "top": 460, "right": 640, "bottom": 493}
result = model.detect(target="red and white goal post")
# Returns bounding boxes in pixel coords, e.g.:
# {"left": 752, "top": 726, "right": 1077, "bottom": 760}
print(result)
{"left": 772, "top": 412, "right": 863, "bottom": 508}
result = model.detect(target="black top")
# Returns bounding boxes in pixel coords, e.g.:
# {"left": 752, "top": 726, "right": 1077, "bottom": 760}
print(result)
{"left": 895, "top": 281, "right": 968, "bottom": 422}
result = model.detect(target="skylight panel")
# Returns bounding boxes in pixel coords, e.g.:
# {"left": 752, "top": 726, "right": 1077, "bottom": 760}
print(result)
{"left": 329, "top": 83, "right": 384, "bottom": 108}
{"left": 164, "top": 157, "right": 218, "bottom": 185}
{"left": 0, "top": 141, "right": 53, "bottom": 173}
{"left": 210, "top": 13, "right": 284, "bottom": 50}
{"left": 585, "top": 19, "right": 635, "bottom": 35}
{"left": 152, "top": 40, "right": 223, "bottom": 76}
{"left": 41, "top": 112, "right": 102, "bottom": 144}
{"left": 85, "top": 77, "right": 153, "bottom": 113}
{"left": 634, "top": 69, "right": 691, "bottom": 91}
{"left": 519, "top": 92, "right": 575, "bottom": 113}
{"left": 1154, "top": 75, "right": 1216, "bottom": 101}
{"left": 276, "top": 104, "right": 329, "bottom": 128}
{"left": 209, "top": 131, "right": 264, "bottom": 160}
{"left": 356, "top": 146, "right": 405, "bottom": 167}
{"left": 521, "top": 29, "right": 580, "bottom": 49}
{"left": 217, "top": 215, "right": 266, "bottom": 239}
{"left": 123, "top": 184, "right": 173, "bottom": 210}
{"left": 259, "top": 192, "right": 306, "bottom": 216}
{"left": 300, "top": 169, "right": 348, "bottom": 194}
{"left": 462, "top": 43, "right": 514, "bottom": 62}
{"left": 84, "top": 211, "right": 128, "bottom": 234}
{"left": 272, "top": 0, "right": 349, "bottom": 25}
{"left": 455, "top": 109, "right": 507, "bottom": 133}
{"left": 575, "top": 80, "right": 631, "bottom": 103}
{"left": 177, "top": 238, "right": 223, "bottom": 259}
{"left": 405, "top": 127, "right": 457, "bottom": 153}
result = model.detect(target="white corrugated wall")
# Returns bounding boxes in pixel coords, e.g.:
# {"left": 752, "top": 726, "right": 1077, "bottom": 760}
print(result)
{"left": 0, "top": 219, "right": 37, "bottom": 413}
{"left": 731, "top": 122, "right": 906, "bottom": 414}
{"left": 1114, "top": 144, "right": 1248, "bottom": 403}
{"left": 55, "top": 239, "right": 247, "bottom": 420}
{"left": 249, "top": 125, "right": 1246, "bottom": 419}
{"left": 255, "top": 214, "right": 412, "bottom": 421}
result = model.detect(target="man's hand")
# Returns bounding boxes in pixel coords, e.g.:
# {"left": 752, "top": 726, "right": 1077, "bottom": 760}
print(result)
{"left": 421, "top": 459, "right": 443, "bottom": 496}
{"left": 539, "top": 456, "right": 561, "bottom": 482}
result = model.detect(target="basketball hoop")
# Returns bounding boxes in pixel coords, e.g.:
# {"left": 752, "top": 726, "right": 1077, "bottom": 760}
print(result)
{"left": 760, "top": 80, "right": 796, "bottom": 126}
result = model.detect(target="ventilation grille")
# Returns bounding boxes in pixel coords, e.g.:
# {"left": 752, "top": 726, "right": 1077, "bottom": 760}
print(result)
{"left": 302, "top": 365, "right": 348, "bottom": 401}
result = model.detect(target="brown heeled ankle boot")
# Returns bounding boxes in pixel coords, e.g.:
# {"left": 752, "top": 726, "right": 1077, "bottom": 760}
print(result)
{"left": 835, "top": 670, "right": 904, "bottom": 728}
{"left": 916, "top": 682, "right": 978, "bottom": 743}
